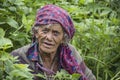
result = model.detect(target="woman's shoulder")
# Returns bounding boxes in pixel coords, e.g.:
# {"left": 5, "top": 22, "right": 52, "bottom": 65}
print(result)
{"left": 68, "top": 43, "right": 83, "bottom": 63}
{"left": 11, "top": 44, "right": 32, "bottom": 64}
{"left": 68, "top": 43, "right": 76, "bottom": 50}
{"left": 11, "top": 44, "right": 31, "bottom": 56}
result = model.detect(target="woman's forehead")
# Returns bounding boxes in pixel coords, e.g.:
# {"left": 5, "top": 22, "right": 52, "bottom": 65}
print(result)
{"left": 39, "top": 23, "right": 63, "bottom": 31}
{"left": 41, "top": 23, "right": 61, "bottom": 28}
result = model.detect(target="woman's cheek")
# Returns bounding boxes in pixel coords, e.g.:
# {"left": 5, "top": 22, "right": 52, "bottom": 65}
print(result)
{"left": 54, "top": 37, "right": 63, "bottom": 44}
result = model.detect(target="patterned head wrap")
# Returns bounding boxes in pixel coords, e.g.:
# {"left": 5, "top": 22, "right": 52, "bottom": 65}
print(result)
{"left": 34, "top": 4, "right": 75, "bottom": 39}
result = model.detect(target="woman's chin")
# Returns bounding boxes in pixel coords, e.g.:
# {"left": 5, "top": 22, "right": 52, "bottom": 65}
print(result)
{"left": 40, "top": 46, "right": 56, "bottom": 54}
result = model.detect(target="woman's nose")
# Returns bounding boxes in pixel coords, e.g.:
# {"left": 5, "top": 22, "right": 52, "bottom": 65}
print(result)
{"left": 46, "top": 32, "right": 53, "bottom": 41}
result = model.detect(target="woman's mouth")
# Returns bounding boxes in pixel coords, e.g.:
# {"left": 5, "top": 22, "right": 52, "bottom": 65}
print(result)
{"left": 43, "top": 42, "right": 54, "bottom": 48}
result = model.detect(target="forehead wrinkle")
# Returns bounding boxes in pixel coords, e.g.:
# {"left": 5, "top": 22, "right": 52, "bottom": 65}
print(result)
{"left": 52, "top": 24, "right": 63, "bottom": 32}
{"left": 49, "top": 24, "right": 62, "bottom": 29}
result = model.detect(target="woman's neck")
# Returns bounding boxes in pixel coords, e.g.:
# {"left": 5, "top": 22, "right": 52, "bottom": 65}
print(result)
{"left": 39, "top": 51, "right": 57, "bottom": 69}
{"left": 41, "top": 52, "right": 55, "bottom": 62}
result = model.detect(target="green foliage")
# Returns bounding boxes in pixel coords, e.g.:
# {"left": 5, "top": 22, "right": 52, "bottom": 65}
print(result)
{"left": 69, "top": 0, "right": 120, "bottom": 80}
{"left": 54, "top": 69, "right": 81, "bottom": 80}
{"left": 0, "top": 0, "right": 120, "bottom": 80}
{"left": 0, "top": 51, "right": 33, "bottom": 80}
{"left": 0, "top": 0, "right": 33, "bottom": 49}
{"left": 36, "top": 69, "right": 81, "bottom": 80}
{"left": 0, "top": 28, "right": 13, "bottom": 50}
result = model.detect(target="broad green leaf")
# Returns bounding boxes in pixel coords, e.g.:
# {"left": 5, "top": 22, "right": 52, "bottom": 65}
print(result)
{"left": 22, "top": 15, "right": 33, "bottom": 32}
{"left": 14, "top": 0, "right": 25, "bottom": 6}
{"left": 0, "top": 37, "right": 13, "bottom": 49}
{"left": 0, "top": 22, "right": 5, "bottom": 24}
{"left": 9, "top": 70, "right": 30, "bottom": 78}
{"left": 79, "top": 0, "right": 93, "bottom": 5}
{"left": 6, "top": 18, "right": 19, "bottom": 28}
{"left": 36, "top": 73, "right": 46, "bottom": 79}
{"left": 0, "top": 17, "right": 6, "bottom": 24}
{"left": 8, "top": 6, "right": 16, "bottom": 12}
{"left": 0, "top": 28, "right": 5, "bottom": 37}
{"left": 100, "top": 9, "right": 111, "bottom": 16}
{"left": 8, "top": 0, "right": 24, "bottom": 5}
{"left": 13, "top": 64, "right": 29, "bottom": 69}
{"left": 0, "top": 51, "right": 10, "bottom": 61}
{"left": 0, "top": 8, "right": 9, "bottom": 15}
{"left": 72, "top": 73, "right": 81, "bottom": 79}
{"left": 22, "top": 14, "right": 27, "bottom": 25}
{"left": 79, "top": 0, "right": 85, "bottom": 4}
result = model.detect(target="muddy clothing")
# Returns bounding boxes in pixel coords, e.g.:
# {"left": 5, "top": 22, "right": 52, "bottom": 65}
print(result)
{"left": 11, "top": 44, "right": 96, "bottom": 80}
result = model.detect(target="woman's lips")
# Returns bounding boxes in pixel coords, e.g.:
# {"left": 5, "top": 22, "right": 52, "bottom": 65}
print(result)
{"left": 43, "top": 42, "right": 54, "bottom": 48}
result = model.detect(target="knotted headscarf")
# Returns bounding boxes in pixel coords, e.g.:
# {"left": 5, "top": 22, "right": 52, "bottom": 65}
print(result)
{"left": 34, "top": 4, "right": 75, "bottom": 39}
{"left": 27, "top": 4, "right": 87, "bottom": 80}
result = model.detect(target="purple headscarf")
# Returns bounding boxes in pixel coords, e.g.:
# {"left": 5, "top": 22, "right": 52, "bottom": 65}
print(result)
{"left": 27, "top": 4, "right": 87, "bottom": 80}
{"left": 34, "top": 4, "right": 75, "bottom": 39}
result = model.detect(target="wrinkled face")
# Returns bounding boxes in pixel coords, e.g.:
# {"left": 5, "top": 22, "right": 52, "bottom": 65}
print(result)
{"left": 35, "top": 23, "right": 64, "bottom": 54}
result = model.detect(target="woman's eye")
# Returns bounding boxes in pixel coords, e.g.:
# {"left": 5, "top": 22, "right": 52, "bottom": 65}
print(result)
{"left": 54, "top": 31, "right": 59, "bottom": 36}
{"left": 42, "top": 30, "right": 48, "bottom": 33}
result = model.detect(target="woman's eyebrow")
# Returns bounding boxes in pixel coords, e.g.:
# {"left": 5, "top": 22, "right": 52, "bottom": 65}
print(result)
{"left": 42, "top": 28, "right": 50, "bottom": 31}
{"left": 52, "top": 30, "right": 60, "bottom": 33}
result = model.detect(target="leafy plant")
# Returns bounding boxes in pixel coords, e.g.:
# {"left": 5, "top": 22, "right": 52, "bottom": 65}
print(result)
{"left": 54, "top": 69, "right": 81, "bottom": 80}
{"left": 0, "top": 51, "right": 34, "bottom": 80}
{"left": 0, "top": 28, "right": 33, "bottom": 80}
{"left": 36, "top": 69, "right": 81, "bottom": 80}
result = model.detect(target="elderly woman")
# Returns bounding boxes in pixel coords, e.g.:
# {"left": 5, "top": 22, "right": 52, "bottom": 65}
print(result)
{"left": 11, "top": 4, "right": 96, "bottom": 80}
